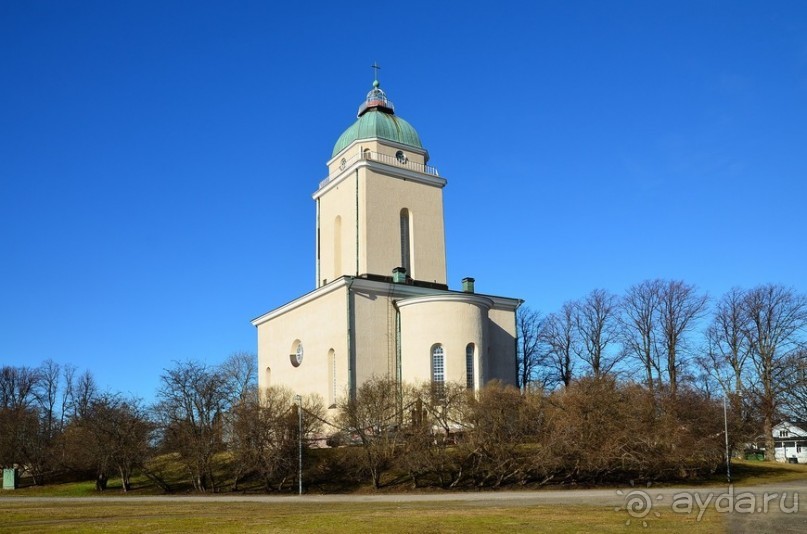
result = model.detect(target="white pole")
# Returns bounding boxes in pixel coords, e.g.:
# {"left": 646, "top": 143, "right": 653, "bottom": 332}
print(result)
{"left": 724, "top": 396, "right": 731, "bottom": 484}
{"left": 295, "top": 394, "right": 302, "bottom": 495}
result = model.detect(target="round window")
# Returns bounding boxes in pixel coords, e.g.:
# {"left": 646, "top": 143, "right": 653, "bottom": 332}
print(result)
{"left": 395, "top": 150, "right": 407, "bottom": 164}
{"left": 290, "top": 342, "right": 303, "bottom": 367}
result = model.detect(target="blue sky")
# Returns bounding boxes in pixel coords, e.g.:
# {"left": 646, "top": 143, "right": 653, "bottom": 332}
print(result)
{"left": 2, "top": 1, "right": 805, "bottom": 400}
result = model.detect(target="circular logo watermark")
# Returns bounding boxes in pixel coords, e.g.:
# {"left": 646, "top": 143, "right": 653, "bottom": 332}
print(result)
{"left": 615, "top": 487, "right": 663, "bottom": 527}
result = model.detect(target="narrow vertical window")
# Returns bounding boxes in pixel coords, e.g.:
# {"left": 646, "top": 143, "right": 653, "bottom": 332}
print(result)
{"left": 328, "top": 349, "right": 336, "bottom": 408}
{"left": 334, "top": 215, "right": 342, "bottom": 278}
{"left": 431, "top": 344, "right": 444, "bottom": 395}
{"left": 400, "top": 208, "right": 411, "bottom": 275}
{"left": 466, "top": 343, "right": 475, "bottom": 389}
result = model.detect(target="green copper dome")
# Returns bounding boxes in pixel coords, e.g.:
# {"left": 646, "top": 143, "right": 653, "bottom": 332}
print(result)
{"left": 332, "top": 83, "right": 423, "bottom": 158}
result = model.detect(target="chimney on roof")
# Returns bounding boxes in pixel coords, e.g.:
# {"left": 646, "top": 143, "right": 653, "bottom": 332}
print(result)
{"left": 393, "top": 267, "right": 407, "bottom": 284}
{"left": 462, "top": 277, "right": 475, "bottom": 293}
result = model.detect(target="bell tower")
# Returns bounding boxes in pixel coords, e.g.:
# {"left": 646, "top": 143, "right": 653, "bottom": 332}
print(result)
{"left": 253, "top": 74, "right": 522, "bottom": 401}
{"left": 314, "top": 80, "right": 448, "bottom": 288}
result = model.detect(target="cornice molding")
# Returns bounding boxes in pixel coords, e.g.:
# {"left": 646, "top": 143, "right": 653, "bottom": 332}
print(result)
{"left": 328, "top": 138, "right": 429, "bottom": 166}
{"left": 313, "top": 159, "right": 446, "bottom": 199}
{"left": 396, "top": 293, "right": 495, "bottom": 310}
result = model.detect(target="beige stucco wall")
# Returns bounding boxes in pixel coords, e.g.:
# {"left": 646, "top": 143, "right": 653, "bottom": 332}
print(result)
{"left": 317, "top": 173, "right": 358, "bottom": 286}
{"left": 255, "top": 284, "right": 348, "bottom": 407}
{"left": 351, "top": 285, "right": 397, "bottom": 383}
{"left": 397, "top": 295, "right": 491, "bottom": 388}
{"left": 361, "top": 167, "right": 446, "bottom": 283}
{"left": 487, "top": 307, "right": 518, "bottom": 385}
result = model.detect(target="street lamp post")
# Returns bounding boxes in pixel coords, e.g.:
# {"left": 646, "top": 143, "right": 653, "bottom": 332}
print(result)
{"left": 294, "top": 394, "right": 302, "bottom": 495}
{"left": 723, "top": 395, "right": 731, "bottom": 484}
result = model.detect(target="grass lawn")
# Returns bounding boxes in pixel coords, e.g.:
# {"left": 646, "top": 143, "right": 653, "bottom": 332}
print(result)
{"left": 719, "top": 459, "right": 807, "bottom": 486}
{"left": 0, "top": 501, "right": 724, "bottom": 533}
{"left": 0, "top": 459, "right": 802, "bottom": 532}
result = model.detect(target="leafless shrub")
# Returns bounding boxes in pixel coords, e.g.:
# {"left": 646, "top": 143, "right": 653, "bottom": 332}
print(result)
{"left": 335, "top": 377, "right": 403, "bottom": 489}
{"left": 229, "top": 386, "right": 323, "bottom": 492}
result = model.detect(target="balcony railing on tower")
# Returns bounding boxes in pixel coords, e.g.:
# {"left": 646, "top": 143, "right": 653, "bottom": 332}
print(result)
{"left": 320, "top": 150, "right": 439, "bottom": 188}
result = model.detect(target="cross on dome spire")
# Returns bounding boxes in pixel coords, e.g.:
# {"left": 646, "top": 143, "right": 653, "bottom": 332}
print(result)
{"left": 371, "top": 62, "right": 381, "bottom": 85}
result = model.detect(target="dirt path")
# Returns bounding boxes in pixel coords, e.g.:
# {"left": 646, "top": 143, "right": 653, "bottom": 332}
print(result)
{"left": 1, "top": 479, "right": 804, "bottom": 506}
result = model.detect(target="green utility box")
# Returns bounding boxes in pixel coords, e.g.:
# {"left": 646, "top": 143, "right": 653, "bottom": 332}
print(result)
{"left": 3, "top": 469, "right": 17, "bottom": 490}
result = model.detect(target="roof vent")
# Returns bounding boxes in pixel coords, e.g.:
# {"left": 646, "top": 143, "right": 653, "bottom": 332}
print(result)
{"left": 462, "top": 277, "right": 475, "bottom": 293}
{"left": 393, "top": 267, "right": 408, "bottom": 284}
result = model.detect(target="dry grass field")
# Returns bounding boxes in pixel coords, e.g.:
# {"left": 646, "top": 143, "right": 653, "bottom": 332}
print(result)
{"left": 0, "top": 500, "right": 724, "bottom": 533}
{"left": 2, "top": 460, "right": 805, "bottom": 532}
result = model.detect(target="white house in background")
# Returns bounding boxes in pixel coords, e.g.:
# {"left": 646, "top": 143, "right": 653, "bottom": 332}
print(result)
{"left": 251, "top": 79, "right": 522, "bottom": 408}
{"left": 773, "top": 422, "right": 807, "bottom": 463}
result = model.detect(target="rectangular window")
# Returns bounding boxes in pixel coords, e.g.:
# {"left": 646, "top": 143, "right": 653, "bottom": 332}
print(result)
{"left": 432, "top": 345, "right": 444, "bottom": 397}
{"left": 332, "top": 354, "right": 337, "bottom": 405}
{"left": 433, "top": 356, "right": 444, "bottom": 383}
{"left": 328, "top": 349, "right": 337, "bottom": 408}
{"left": 400, "top": 209, "right": 411, "bottom": 274}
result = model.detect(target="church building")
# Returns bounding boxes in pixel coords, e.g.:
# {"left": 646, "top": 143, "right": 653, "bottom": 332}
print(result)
{"left": 252, "top": 79, "right": 522, "bottom": 406}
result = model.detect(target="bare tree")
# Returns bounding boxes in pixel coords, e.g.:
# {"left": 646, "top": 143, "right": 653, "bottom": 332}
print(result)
{"left": 59, "top": 364, "right": 76, "bottom": 430}
{"left": 0, "top": 366, "right": 40, "bottom": 471}
{"left": 69, "top": 370, "right": 99, "bottom": 420}
{"left": 0, "top": 366, "right": 39, "bottom": 411}
{"left": 417, "top": 381, "right": 469, "bottom": 441}
{"left": 550, "top": 378, "right": 725, "bottom": 482}
{"left": 701, "top": 288, "right": 752, "bottom": 396}
{"left": 463, "top": 381, "right": 545, "bottom": 487}
{"left": 22, "top": 360, "right": 69, "bottom": 484}
{"left": 220, "top": 351, "right": 257, "bottom": 404}
{"left": 574, "top": 289, "right": 622, "bottom": 378}
{"left": 657, "top": 280, "right": 708, "bottom": 396}
{"left": 399, "top": 382, "right": 470, "bottom": 488}
{"left": 621, "top": 279, "right": 662, "bottom": 390}
{"left": 155, "top": 360, "right": 230, "bottom": 492}
{"left": 540, "top": 302, "right": 577, "bottom": 388}
{"left": 742, "top": 285, "right": 807, "bottom": 460}
{"left": 36, "top": 360, "right": 62, "bottom": 442}
{"left": 67, "top": 393, "right": 153, "bottom": 491}
{"left": 230, "top": 386, "right": 323, "bottom": 492}
{"left": 780, "top": 349, "right": 807, "bottom": 421}
{"left": 0, "top": 361, "right": 77, "bottom": 484}
{"left": 516, "top": 307, "right": 544, "bottom": 390}
{"left": 336, "top": 377, "right": 403, "bottom": 489}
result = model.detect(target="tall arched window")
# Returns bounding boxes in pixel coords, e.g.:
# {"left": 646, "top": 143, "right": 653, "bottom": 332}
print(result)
{"left": 400, "top": 208, "right": 411, "bottom": 275}
{"left": 431, "top": 344, "right": 444, "bottom": 394}
{"left": 466, "top": 343, "right": 475, "bottom": 389}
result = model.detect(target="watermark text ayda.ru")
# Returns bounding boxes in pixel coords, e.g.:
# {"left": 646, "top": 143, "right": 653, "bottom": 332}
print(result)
{"left": 617, "top": 485, "right": 799, "bottom": 526}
